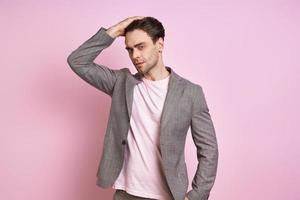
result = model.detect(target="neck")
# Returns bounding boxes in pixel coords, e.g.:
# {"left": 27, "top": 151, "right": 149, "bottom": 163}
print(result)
{"left": 143, "top": 62, "right": 170, "bottom": 81}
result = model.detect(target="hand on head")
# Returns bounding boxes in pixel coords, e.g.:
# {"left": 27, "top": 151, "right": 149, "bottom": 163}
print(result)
{"left": 106, "top": 16, "right": 145, "bottom": 38}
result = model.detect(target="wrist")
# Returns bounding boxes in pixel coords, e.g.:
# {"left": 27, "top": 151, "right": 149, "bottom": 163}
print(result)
{"left": 106, "top": 27, "right": 119, "bottom": 38}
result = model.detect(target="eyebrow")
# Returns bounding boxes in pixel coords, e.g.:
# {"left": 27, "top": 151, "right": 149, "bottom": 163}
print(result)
{"left": 125, "top": 42, "right": 146, "bottom": 50}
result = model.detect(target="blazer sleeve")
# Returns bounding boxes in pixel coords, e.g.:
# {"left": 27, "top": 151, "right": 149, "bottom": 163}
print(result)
{"left": 67, "top": 27, "right": 121, "bottom": 97}
{"left": 185, "top": 85, "right": 219, "bottom": 200}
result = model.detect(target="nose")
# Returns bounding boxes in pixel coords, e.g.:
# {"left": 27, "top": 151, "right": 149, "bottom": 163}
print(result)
{"left": 132, "top": 49, "right": 141, "bottom": 60}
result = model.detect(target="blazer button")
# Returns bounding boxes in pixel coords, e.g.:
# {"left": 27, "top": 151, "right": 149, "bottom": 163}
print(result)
{"left": 122, "top": 140, "right": 126, "bottom": 145}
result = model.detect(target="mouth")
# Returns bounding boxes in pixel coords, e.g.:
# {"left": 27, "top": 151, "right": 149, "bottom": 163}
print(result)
{"left": 135, "top": 62, "right": 145, "bottom": 67}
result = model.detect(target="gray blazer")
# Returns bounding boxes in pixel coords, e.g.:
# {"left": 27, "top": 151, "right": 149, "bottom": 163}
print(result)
{"left": 67, "top": 27, "right": 218, "bottom": 200}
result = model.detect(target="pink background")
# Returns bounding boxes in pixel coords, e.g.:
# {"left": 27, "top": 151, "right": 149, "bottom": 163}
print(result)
{"left": 1, "top": 0, "right": 299, "bottom": 199}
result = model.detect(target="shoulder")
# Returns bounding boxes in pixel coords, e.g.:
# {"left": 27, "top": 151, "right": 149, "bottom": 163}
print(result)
{"left": 178, "top": 75, "right": 204, "bottom": 95}
{"left": 178, "top": 75, "right": 207, "bottom": 110}
{"left": 111, "top": 67, "right": 131, "bottom": 79}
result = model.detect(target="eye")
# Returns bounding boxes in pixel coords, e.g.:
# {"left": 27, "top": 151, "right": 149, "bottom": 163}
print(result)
{"left": 138, "top": 45, "right": 144, "bottom": 50}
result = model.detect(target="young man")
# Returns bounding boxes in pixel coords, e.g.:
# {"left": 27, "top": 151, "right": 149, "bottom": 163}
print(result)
{"left": 67, "top": 16, "right": 218, "bottom": 200}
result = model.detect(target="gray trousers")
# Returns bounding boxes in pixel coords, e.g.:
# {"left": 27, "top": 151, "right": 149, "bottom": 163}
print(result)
{"left": 113, "top": 189, "right": 157, "bottom": 200}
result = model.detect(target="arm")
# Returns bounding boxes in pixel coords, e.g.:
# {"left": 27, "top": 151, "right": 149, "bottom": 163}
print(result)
{"left": 67, "top": 27, "right": 119, "bottom": 96}
{"left": 67, "top": 16, "right": 144, "bottom": 96}
{"left": 185, "top": 85, "right": 219, "bottom": 200}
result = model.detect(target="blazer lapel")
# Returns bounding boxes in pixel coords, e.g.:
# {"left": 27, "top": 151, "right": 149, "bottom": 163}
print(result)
{"left": 159, "top": 67, "right": 184, "bottom": 132}
{"left": 125, "top": 70, "right": 142, "bottom": 118}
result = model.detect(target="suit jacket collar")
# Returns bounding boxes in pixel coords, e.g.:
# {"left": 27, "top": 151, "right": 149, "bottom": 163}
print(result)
{"left": 131, "top": 66, "right": 182, "bottom": 83}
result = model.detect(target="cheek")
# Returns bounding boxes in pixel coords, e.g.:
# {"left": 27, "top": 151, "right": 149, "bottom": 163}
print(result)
{"left": 146, "top": 49, "right": 157, "bottom": 62}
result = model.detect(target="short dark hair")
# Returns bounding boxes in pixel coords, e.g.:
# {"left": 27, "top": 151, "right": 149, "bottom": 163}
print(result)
{"left": 124, "top": 16, "right": 165, "bottom": 44}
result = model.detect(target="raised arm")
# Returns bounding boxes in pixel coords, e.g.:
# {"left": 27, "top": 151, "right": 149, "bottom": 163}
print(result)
{"left": 185, "top": 85, "right": 219, "bottom": 200}
{"left": 67, "top": 16, "right": 144, "bottom": 96}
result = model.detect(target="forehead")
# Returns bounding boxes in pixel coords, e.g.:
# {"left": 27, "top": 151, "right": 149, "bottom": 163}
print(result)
{"left": 125, "top": 29, "right": 153, "bottom": 47}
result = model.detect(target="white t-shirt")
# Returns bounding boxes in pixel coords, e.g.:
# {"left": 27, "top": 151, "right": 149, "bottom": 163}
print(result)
{"left": 112, "top": 74, "right": 172, "bottom": 200}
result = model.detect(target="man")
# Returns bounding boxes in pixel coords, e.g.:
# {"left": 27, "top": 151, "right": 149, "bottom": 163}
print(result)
{"left": 67, "top": 16, "right": 218, "bottom": 200}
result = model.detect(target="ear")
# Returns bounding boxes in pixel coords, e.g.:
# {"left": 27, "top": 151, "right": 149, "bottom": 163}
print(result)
{"left": 156, "top": 37, "right": 164, "bottom": 52}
